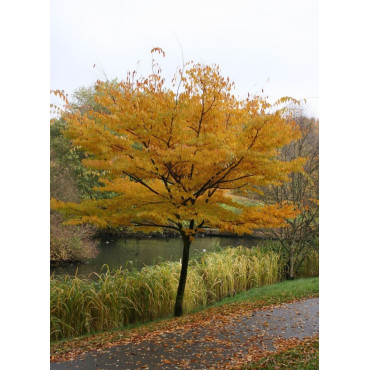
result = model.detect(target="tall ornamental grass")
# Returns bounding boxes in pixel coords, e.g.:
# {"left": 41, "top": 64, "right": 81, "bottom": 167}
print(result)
{"left": 297, "top": 250, "right": 319, "bottom": 278}
{"left": 51, "top": 246, "right": 279, "bottom": 341}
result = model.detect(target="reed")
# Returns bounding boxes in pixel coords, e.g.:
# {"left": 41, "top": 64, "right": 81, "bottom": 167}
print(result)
{"left": 50, "top": 246, "right": 284, "bottom": 341}
{"left": 297, "top": 250, "right": 319, "bottom": 278}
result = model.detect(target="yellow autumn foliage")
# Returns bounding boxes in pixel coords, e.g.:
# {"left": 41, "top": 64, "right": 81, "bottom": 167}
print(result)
{"left": 52, "top": 50, "right": 303, "bottom": 236}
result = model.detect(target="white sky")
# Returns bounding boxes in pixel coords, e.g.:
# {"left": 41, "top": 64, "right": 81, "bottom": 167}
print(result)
{"left": 51, "top": 0, "right": 319, "bottom": 117}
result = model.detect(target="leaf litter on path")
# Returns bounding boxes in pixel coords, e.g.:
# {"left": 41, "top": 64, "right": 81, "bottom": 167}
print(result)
{"left": 51, "top": 297, "right": 318, "bottom": 369}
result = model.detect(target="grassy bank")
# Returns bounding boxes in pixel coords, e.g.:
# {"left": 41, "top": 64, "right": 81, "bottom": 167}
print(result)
{"left": 247, "top": 336, "right": 319, "bottom": 369}
{"left": 51, "top": 246, "right": 318, "bottom": 341}
{"left": 51, "top": 247, "right": 281, "bottom": 341}
{"left": 51, "top": 277, "right": 319, "bottom": 361}
{"left": 210, "top": 276, "right": 319, "bottom": 308}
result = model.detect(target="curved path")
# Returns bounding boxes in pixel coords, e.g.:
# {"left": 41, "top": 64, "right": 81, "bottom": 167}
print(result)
{"left": 51, "top": 298, "right": 319, "bottom": 369}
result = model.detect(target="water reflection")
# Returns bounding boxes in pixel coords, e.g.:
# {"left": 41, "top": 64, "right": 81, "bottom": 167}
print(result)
{"left": 51, "top": 236, "right": 262, "bottom": 277}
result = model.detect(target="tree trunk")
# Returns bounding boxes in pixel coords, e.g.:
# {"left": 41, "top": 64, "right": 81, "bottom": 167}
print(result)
{"left": 288, "top": 252, "right": 295, "bottom": 280}
{"left": 174, "top": 234, "right": 191, "bottom": 317}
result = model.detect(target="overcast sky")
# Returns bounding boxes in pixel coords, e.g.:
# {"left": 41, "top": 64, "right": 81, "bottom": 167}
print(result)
{"left": 51, "top": 0, "right": 319, "bottom": 117}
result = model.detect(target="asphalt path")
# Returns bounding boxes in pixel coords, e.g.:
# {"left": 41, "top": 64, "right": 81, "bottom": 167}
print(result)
{"left": 51, "top": 298, "right": 319, "bottom": 369}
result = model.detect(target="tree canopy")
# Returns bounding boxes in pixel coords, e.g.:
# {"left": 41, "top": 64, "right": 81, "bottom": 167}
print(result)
{"left": 52, "top": 50, "right": 303, "bottom": 236}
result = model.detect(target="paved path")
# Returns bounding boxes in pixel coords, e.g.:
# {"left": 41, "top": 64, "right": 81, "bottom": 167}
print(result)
{"left": 51, "top": 298, "right": 319, "bottom": 369}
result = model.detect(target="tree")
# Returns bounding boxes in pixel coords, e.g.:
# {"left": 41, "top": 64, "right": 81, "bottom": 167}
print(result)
{"left": 52, "top": 48, "right": 304, "bottom": 316}
{"left": 50, "top": 91, "right": 104, "bottom": 263}
{"left": 259, "top": 113, "right": 319, "bottom": 279}
{"left": 50, "top": 116, "right": 100, "bottom": 263}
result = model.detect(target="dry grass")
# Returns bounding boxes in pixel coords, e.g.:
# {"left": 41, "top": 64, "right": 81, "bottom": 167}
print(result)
{"left": 51, "top": 247, "right": 280, "bottom": 341}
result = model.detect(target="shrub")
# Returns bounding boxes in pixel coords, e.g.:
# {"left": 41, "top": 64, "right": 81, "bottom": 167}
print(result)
{"left": 50, "top": 212, "right": 98, "bottom": 263}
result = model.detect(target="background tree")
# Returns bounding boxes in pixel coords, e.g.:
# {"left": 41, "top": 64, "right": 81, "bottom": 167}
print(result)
{"left": 50, "top": 129, "right": 99, "bottom": 263}
{"left": 51, "top": 91, "right": 101, "bottom": 263}
{"left": 52, "top": 49, "right": 304, "bottom": 316}
{"left": 258, "top": 113, "right": 319, "bottom": 279}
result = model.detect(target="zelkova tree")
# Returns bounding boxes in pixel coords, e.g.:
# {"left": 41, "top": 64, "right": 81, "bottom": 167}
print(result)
{"left": 52, "top": 49, "right": 304, "bottom": 316}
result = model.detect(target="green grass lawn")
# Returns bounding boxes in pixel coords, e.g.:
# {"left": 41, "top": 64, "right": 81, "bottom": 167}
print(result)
{"left": 210, "top": 277, "right": 319, "bottom": 308}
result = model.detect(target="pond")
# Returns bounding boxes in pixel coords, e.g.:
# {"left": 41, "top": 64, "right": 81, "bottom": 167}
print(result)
{"left": 51, "top": 235, "right": 264, "bottom": 277}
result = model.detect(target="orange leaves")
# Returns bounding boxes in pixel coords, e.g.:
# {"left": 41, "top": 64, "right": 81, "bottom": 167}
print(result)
{"left": 66, "top": 215, "right": 107, "bottom": 228}
{"left": 150, "top": 47, "right": 165, "bottom": 58}
{"left": 50, "top": 89, "right": 69, "bottom": 103}
{"left": 50, "top": 198, "right": 64, "bottom": 211}
{"left": 183, "top": 228, "right": 196, "bottom": 238}
{"left": 53, "top": 49, "right": 304, "bottom": 235}
{"left": 50, "top": 90, "right": 69, "bottom": 118}
{"left": 249, "top": 203, "right": 300, "bottom": 228}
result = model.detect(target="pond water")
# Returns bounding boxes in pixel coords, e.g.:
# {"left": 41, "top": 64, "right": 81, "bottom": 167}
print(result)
{"left": 51, "top": 236, "right": 263, "bottom": 277}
